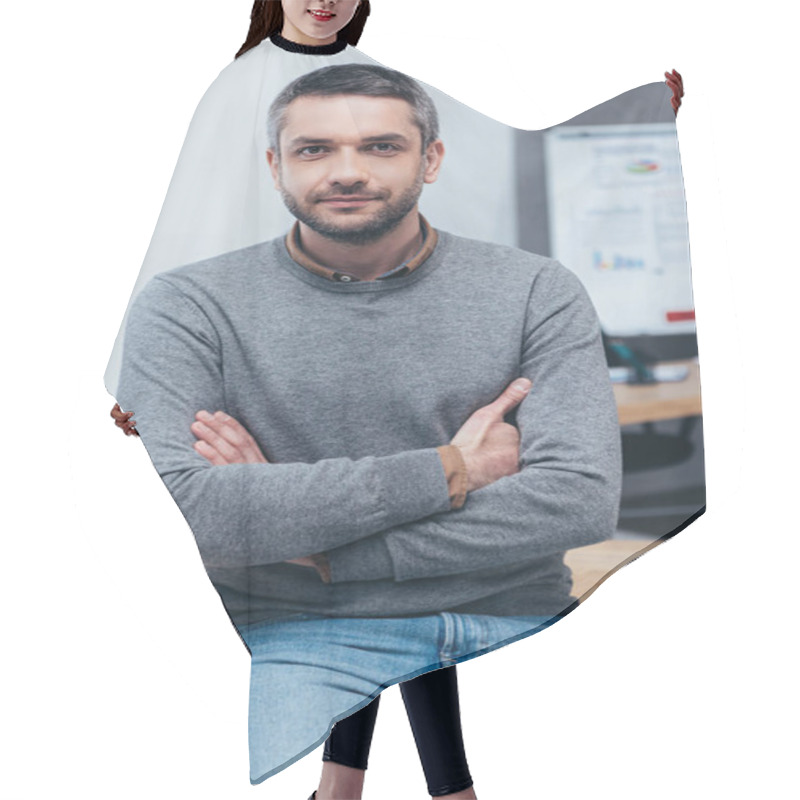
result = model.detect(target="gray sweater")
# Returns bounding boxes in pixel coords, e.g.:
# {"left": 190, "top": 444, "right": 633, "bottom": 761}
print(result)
{"left": 118, "top": 230, "right": 622, "bottom": 626}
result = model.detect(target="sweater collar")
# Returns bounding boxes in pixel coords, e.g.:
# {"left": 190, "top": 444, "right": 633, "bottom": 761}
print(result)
{"left": 285, "top": 215, "right": 438, "bottom": 283}
{"left": 269, "top": 32, "right": 348, "bottom": 55}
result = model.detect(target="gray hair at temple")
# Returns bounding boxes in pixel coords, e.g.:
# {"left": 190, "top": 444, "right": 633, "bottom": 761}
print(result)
{"left": 267, "top": 64, "right": 440, "bottom": 156}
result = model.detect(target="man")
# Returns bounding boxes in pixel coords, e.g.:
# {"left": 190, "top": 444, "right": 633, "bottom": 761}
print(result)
{"left": 118, "top": 64, "right": 622, "bottom": 783}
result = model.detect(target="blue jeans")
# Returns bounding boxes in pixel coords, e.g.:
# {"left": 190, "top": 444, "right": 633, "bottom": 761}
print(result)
{"left": 240, "top": 612, "right": 554, "bottom": 784}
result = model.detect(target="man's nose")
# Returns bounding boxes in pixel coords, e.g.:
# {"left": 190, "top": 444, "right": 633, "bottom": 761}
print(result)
{"left": 326, "top": 149, "right": 370, "bottom": 186}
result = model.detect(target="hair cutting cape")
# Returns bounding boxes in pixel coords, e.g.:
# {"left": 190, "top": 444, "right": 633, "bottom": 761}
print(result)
{"left": 106, "top": 35, "right": 704, "bottom": 784}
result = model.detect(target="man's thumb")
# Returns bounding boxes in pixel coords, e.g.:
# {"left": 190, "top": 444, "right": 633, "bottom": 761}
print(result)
{"left": 490, "top": 378, "right": 531, "bottom": 417}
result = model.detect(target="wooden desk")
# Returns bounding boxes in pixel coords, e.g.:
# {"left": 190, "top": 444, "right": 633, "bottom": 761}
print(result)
{"left": 614, "top": 360, "right": 702, "bottom": 426}
{"left": 565, "top": 538, "right": 663, "bottom": 600}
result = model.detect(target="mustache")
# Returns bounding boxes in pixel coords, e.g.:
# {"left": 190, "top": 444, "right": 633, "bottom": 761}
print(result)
{"left": 312, "top": 185, "right": 388, "bottom": 202}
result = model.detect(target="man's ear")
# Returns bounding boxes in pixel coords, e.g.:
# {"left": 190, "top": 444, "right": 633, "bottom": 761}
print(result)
{"left": 266, "top": 149, "right": 281, "bottom": 190}
{"left": 423, "top": 140, "right": 445, "bottom": 185}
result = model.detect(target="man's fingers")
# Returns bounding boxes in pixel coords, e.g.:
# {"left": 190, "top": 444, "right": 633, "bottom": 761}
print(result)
{"left": 198, "top": 412, "right": 245, "bottom": 444}
{"left": 192, "top": 416, "right": 260, "bottom": 463}
{"left": 193, "top": 410, "right": 268, "bottom": 464}
{"left": 196, "top": 411, "right": 249, "bottom": 446}
{"left": 452, "top": 379, "right": 532, "bottom": 445}
{"left": 191, "top": 419, "right": 240, "bottom": 461}
{"left": 480, "top": 378, "right": 532, "bottom": 420}
{"left": 193, "top": 439, "right": 229, "bottom": 466}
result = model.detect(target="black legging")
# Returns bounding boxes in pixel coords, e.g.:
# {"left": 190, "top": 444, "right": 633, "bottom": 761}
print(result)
{"left": 323, "top": 665, "right": 473, "bottom": 797}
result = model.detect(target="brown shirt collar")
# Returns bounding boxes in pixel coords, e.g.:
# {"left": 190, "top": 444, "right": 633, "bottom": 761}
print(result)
{"left": 285, "top": 215, "right": 438, "bottom": 283}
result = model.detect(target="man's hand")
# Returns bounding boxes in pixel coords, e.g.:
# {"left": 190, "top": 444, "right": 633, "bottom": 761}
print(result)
{"left": 665, "top": 69, "right": 684, "bottom": 116}
{"left": 451, "top": 378, "right": 531, "bottom": 493}
{"left": 190, "top": 410, "right": 269, "bottom": 465}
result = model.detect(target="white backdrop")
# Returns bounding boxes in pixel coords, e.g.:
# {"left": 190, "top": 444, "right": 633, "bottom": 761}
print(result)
{"left": 2, "top": 2, "right": 796, "bottom": 798}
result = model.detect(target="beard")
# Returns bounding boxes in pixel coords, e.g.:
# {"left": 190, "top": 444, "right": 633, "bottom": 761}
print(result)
{"left": 279, "top": 169, "right": 425, "bottom": 245}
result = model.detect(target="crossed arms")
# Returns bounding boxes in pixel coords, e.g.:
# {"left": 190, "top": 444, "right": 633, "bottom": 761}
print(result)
{"left": 117, "top": 264, "right": 622, "bottom": 584}
{"left": 189, "top": 377, "right": 531, "bottom": 581}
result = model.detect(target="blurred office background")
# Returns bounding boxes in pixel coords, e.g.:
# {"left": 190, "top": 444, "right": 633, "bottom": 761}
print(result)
{"left": 516, "top": 83, "right": 705, "bottom": 545}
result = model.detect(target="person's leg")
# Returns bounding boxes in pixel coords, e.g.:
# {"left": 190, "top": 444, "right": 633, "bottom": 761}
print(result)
{"left": 316, "top": 696, "right": 381, "bottom": 799}
{"left": 419, "top": 613, "right": 557, "bottom": 799}
{"left": 241, "top": 614, "right": 443, "bottom": 787}
{"left": 400, "top": 666, "right": 475, "bottom": 798}
{"left": 322, "top": 696, "right": 381, "bottom": 769}
{"left": 318, "top": 666, "right": 473, "bottom": 800}
{"left": 243, "top": 612, "right": 553, "bottom": 792}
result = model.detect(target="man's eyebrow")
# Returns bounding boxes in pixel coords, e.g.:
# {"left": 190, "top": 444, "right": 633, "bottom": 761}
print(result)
{"left": 285, "top": 133, "right": 412, "bottom": 148}
{"left": 360, "top": 133, "right": 411, "bottom": 145}
{"left": 286, "top": 136, "right": 336, "bottom": 148}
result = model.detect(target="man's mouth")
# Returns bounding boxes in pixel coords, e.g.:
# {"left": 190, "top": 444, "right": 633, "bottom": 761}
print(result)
{"left": 307, "top": 9, "right": 336, "bottom": 22}
{"left": 319, "top": 196, "right": 378, "bottom": 207}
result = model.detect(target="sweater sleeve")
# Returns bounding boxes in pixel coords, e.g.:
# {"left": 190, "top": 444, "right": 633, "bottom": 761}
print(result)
{"left": 325, "top": 263, "right": 623, "bottom": 583}
{"left": 116, "top": 277, "right": 453, "bottom": 570}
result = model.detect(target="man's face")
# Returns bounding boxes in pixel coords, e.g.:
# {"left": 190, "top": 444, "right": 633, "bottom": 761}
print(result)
{"left": 267, "top": 94, "right": 444, "bottom": 244}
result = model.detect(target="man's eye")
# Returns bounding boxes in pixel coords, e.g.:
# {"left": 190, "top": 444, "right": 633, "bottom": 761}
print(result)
{"left": 367, "top": 143, "right": 400, "bottom": 153}
{"left": 298, "top": 146, "right": 328, "bottom": 156}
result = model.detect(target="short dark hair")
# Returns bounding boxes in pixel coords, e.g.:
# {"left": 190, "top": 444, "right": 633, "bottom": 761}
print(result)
{"left": 267, "top": 64, "right": 440, "bottom": 155}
